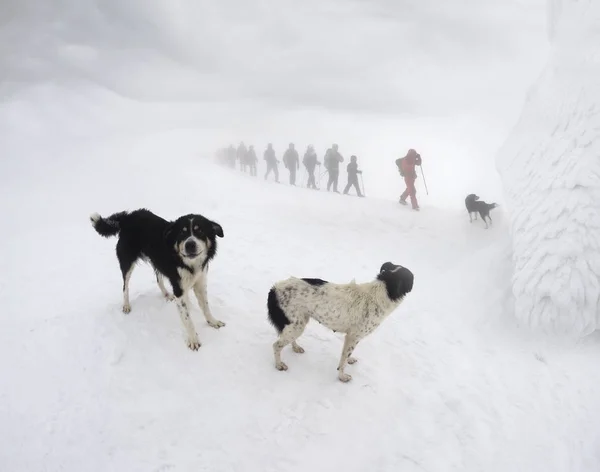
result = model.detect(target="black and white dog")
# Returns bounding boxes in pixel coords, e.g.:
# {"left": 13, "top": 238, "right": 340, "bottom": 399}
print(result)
{"left": 90, "top": 208, "right": 225, "bottom": 350}
{"left": 465, "top": 193, "right": 498, "bottom": 228}
{"left": 267, "top": 262, "right": 414, "bottom": 382}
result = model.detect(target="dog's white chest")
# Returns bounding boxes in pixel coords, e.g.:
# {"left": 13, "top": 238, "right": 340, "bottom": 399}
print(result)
{"left": 178, "top": 267, "right": 202, "bottom": 291}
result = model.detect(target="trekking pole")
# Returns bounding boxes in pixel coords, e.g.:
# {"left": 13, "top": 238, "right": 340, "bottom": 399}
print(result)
{"left": 420, "top": 165, "right": 429, "bottom": 195}
{"left": 360, "top": 173, "right": 366, "bottom": 197}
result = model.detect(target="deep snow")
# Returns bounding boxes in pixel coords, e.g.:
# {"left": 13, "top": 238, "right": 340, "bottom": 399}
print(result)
{"left": 1, "top": 130, "right": 600, "bottom": 472}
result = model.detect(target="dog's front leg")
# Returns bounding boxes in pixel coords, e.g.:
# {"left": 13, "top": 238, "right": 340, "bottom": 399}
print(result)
{"left": 155, "top": 271, "right": 175, "bottom": 301}
{"left": 175, "top": 291, "right": 201, "bottom": 350}
{"left": 337, "top": 334, "right": 359, "bottom": 382}
{"left": 193, "top": 272, "right": 225, "bottom": 329}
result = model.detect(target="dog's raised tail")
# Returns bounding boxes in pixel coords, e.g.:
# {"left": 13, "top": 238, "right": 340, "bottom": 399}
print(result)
{"left": 267, "top": 288, "right": 290, "bottom": 333}
{"left": 90, "top": 211, "right": 127, "bottom": 238}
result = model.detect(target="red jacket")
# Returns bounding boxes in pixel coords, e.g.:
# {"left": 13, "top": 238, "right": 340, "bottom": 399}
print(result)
{"left": 401, "top": 149, "right": 422, "bottom": 179}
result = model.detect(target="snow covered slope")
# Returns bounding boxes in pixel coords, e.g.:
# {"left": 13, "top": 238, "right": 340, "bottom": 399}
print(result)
{"left": 497, "top": 0, "right": 600, "bottom": 337}
{"left": 1, "top": 1, "right": 599, "bottom": 471}
{"left": 1, "top": 128, "right": 600, "bottom": 471}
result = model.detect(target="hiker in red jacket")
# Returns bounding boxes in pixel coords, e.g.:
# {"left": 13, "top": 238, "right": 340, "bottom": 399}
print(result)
{"left": 397, "top": 149, "right": 422, "bottom": 211}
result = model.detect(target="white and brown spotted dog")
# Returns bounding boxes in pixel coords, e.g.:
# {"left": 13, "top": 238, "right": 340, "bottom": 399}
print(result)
{"left": 267, "top": 262, "right": 414, "bottom": 382}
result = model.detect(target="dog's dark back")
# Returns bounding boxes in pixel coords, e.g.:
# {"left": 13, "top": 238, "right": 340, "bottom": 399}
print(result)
{"left": 91, "top": 208, "right": 224, "bottom": 277}
{"left": 474, "top": 201, "right": 497, "bottom": 218}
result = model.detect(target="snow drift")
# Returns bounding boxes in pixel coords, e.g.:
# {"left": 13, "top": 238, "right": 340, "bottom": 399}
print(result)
{"left": 497, "top": 0, "right": 600, "bottom": 337}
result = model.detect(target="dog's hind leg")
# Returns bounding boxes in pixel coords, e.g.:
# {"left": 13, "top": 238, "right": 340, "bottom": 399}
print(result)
{"left": 291, "top": 315, "right": 309, "bottom": 354}
{"left": 337, "top": 334, "right": 360, "bottom": 382}
{"left": 193, "top": 272, "right": 225, "bottom": 329}
{"left": 273, "top": 319, "right": 308, "bottom": 371}
{"left": 116, "top": 239, "right": 137, "bottom": 314}
{"left": 155, "top": 271, "right": 174, "bottom": 301}
{"left": 121, "top": 266, "right": 135, "bottom": 313}
{"left": 482, "top": 215, "right": 489, "bottom": 229}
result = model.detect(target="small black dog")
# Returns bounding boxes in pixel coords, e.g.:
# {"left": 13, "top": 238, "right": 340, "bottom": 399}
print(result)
{"left": 465, "top": 194, "right": 498, "bottom": 229}
{"left": 90, "top": 208, "right": 225, "bottom": 350}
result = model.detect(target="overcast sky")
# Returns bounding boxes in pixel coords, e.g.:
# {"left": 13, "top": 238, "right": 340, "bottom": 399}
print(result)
{"left": 125, "top": 0, "right": 550, "bottom": 116}
{"left": 17, "top": 0, "right": 547, "bottom": 115}
{"left": 7, "top": 0, "right": 549, "bottom": 116}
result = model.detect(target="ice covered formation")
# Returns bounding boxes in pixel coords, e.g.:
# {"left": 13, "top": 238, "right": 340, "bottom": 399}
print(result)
{"left": 497, "top": 0, "right": 600, "bottom": 336}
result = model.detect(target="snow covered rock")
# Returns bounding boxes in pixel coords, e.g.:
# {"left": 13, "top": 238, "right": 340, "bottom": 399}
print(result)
{"left": 497, "top": 0, "right": 600, "bottom": 336}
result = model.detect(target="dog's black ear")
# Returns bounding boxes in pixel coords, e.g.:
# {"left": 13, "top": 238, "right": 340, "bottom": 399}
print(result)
{"left": 211, "top": 221, "right": 224, "bottom": 238}
{"left": 379, "top": 262, "right": 395, "bottom": 274}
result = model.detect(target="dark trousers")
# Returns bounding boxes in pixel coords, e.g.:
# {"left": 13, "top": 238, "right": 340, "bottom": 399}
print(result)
{"left": 327, "top": 169, "right": 339, "bottom": 192}
{"left": 265, "top": 164, "right": 279, "bottom": 181}
{"left": 343, "top": 175, "right": 362, "bottom": 196}
{"left": 289, "top": 168, "right": 297, "bottom": 185}
{"left": 306, "top": 167, "right": 317, "bottom": 189}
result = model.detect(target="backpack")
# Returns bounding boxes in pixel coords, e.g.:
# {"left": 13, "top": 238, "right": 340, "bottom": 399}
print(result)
{"left": 324, "top": 150, "right": 332, "bottom": 169}
{"left": 395, "top": 157, "right": 405, "bottom": 177}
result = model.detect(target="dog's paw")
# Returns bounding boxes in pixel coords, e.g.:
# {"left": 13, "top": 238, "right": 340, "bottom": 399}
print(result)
{"left": 208, "top": 319, "right": 226, "bottom": 329}
{"left": 292, "top": 343, "right": 305, "bottom": 354}
{"left": 338, "top": 372, "right": 353, "bottom": 383}
{"left": 165, "top": 294, "right": 175, "bottom": 302}
{"left": 276, "top": 362, "right": 288, "bottom": 371}
{"left": 347, "top": 357, "right": 358, "bottom": 364}
{"left": 122, "top": 304, "right": 131, "bottom": 314}
{"left": 186, "top": 336, "right": 201, "bottom": 351}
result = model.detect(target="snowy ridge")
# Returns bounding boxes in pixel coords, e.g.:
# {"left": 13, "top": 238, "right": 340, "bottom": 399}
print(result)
{"left": 497, "top": 0, "right": 600, "bottom": 337}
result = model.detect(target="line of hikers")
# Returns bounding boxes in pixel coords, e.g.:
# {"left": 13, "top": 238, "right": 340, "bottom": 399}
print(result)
{"left": 215, "top": 143, "right": 423, "bottom": 209}
{"left": 217, "top": 142, "right": 365, "bottom": 197}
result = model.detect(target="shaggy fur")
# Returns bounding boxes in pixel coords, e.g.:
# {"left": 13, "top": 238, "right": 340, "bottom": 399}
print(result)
{"left": 90, "top": 208, "right": 225, "bottom": 350}
{"left": 267, "top": 262, "right": 414, "bottom": 382}
{"left": 465, "top": 193, "right": 498, "bottom": 228}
